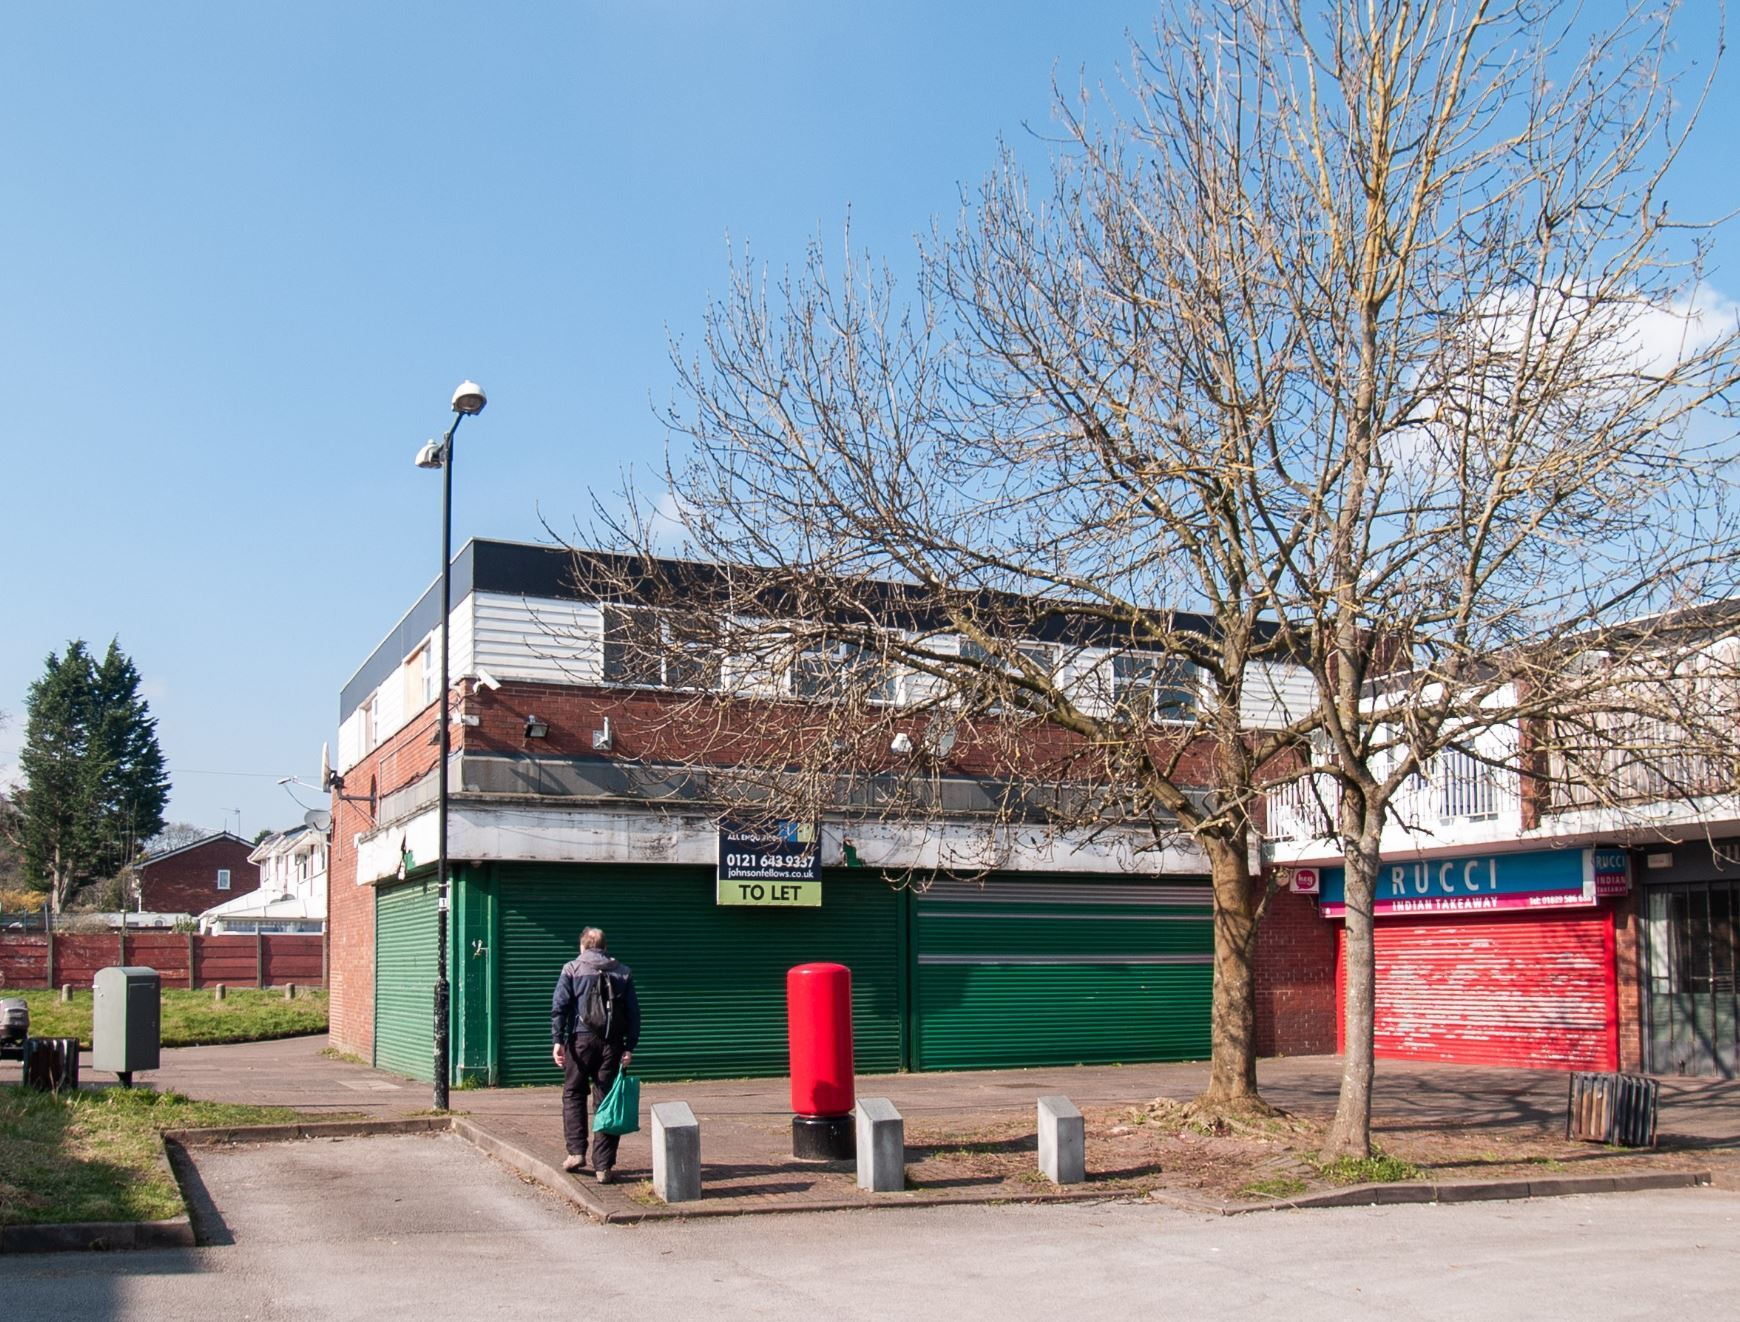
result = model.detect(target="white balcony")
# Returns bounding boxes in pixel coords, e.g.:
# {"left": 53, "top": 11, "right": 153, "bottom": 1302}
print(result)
{"left": 1263, "top": 749, "right": 1520, "bottom": 862}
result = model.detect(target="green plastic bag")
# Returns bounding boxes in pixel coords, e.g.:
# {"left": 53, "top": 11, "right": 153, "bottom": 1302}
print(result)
{"left": 594, "top": 1070, "right": 640, "bottom": 1136}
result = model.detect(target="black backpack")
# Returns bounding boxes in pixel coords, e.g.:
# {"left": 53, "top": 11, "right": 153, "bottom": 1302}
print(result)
{"left": 579, "top": 972, "right": 616, "bottom": 1039}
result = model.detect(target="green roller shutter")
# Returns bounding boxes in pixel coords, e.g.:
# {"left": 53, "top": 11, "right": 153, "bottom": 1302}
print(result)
{"left": 495, "top": 865, "right": 904, "bottom": 1085}
{"left": 911, "top": 876, "right": 1213, "bottom": 1071}
{"left": 375, "top": 879, "right": 439, "bottom": 1081}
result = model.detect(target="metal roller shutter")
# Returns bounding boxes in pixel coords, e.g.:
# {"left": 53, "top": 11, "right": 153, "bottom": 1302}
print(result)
{"left": 375, "top": 880, "right": 438, "bottom": 1081}
{"left": 495, "top": 865, "right": 904, "bottom": 1084}
{"left": 1337, "top": 911, "right": 1618, "bottom": 1070}
{"left": 912, "top": 876, "right": 1214, "bottom": 1071}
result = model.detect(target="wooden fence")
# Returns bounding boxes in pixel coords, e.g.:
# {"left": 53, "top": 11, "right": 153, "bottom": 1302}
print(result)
{"left": 0, "top": 932, "right": 326, "bottom": 990}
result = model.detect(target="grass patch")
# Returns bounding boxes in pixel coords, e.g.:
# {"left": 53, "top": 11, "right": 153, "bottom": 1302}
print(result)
{"left": 1242, "top": 1175, "right": 1309, "bottom": 1199}
{"left": 0, "top": 1085, "right": 311, "bottom": 1226}
{"left": 3, "top": 987, "right": 328, "bottom": 1048}
{"left": 1313, "top": 1152, "right": 1423, "bottom": 1185}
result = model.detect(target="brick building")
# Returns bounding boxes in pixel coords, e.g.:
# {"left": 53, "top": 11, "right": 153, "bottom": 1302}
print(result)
{"left": 328, "top": 539, "right": 1321, "bottom": 1087}
{"left": 135, "top": 832, "right": 260, "bottom": 916}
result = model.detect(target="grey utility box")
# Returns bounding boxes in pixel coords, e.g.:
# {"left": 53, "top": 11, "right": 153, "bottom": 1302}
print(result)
{"left": 93, "top": 966, "right": 161, "bottom": 1084}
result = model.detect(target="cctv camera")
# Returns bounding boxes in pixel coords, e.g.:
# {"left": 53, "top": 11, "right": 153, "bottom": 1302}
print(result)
{"left": 475, "top": 669, "right": 502, "bottom": 691}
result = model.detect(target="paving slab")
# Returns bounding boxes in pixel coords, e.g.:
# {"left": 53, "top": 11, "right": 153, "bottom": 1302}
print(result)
{"left": 9, "top": 1036, "right": 1737, "bottom": 1219}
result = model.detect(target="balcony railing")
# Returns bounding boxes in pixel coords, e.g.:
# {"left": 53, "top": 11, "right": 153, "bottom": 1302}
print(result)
{"left": 1546, "top": 717, "right": 1735, "bottom": 812}
{"left": 1263, "top": 752, "right": 1515, "bottom": 844}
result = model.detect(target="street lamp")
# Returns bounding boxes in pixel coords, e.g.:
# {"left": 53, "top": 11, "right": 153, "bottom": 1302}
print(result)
{"left": 417, "top": 378, "right": 486, "bottom": 1112}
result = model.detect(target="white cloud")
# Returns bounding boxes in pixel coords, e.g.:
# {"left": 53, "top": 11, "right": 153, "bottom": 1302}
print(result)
{"left": 647, "top": 488, "right": 699, "bottom": 554}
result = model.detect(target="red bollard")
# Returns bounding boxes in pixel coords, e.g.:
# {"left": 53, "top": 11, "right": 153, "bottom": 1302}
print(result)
{"left": 787, "top": 962, "right": 855, "bottom": 1160}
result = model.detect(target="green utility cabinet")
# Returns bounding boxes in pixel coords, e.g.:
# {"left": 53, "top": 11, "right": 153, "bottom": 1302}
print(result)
{"left": 92, "top": 965, "right": 161, "bottom": 1084}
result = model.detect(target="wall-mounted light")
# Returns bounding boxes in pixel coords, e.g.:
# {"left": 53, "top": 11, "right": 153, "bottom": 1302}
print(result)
{"left": 592, "top": 716, "right": 613, "bottom": 751}
{"left": 890, "top": 732, "right": 914, "bottom": 755}
{"left": 524, "top": 715, "right": 549, "bottom": 740}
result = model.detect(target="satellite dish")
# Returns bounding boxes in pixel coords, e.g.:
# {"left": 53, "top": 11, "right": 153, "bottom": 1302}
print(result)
{"left": 304, "top": 809, "right": 333, "bottom": 834}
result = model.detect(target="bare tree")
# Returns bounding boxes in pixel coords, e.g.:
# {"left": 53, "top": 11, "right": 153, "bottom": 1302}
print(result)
{"left": 593, "top": 0, "right": 1738, "bottom": 1146}
{"left": 1175, "top": 0, "right": 1740, "bottom": 1156}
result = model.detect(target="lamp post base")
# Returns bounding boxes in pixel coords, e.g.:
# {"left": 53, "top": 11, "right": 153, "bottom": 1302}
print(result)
{"left": 792, "top": 1113, "right": 855, "bottom": 1161}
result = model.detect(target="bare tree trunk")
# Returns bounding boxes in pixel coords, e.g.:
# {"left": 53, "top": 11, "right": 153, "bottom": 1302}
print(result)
{"left": 1323, "top": 839, "right": 1378, "bottom": 1159}
{"left": 1197, "top": 834, "right": 1270, "bottom": 1113}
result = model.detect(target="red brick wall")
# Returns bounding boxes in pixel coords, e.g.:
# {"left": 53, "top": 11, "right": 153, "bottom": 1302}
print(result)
{"left": 138, "top": 837, "right": 260, "bottom": 914}
{"left": 327, "top": 702, "right": 443, "bottom": 1062}
{"left": 1611, "top": 886, "right": 1643, "bottom": 1073}
{"left": 460, "top": 679, "right": 1226, "bottom": 785}
{"left": 1254, "top": 881, "right": 1338, "bottom": 1056}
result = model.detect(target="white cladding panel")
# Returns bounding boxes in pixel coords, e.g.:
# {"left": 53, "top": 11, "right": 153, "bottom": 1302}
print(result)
{"left": 1241, "top": 660, "right": 1316, "bottom": 730}
{"left": 471, "top": 592, "right": 603, "bottom": 684}
{"left": 336, "top": 708, "right": 365, "bottom": 772}
{"left": 336, "top": 602, "right": 475, "bottom": 773}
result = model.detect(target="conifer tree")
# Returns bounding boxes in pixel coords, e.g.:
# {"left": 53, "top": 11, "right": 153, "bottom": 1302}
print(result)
{"left": 15, "top": 639, "right": 169, "bottom": 911}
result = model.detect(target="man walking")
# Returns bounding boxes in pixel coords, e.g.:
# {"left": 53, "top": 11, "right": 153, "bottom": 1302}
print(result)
{"left": 551, "top": 926, "right": 641, "bottom": 1183}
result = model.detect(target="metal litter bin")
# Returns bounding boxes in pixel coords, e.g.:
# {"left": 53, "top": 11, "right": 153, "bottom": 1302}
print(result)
{"left": 93, "top": 966, "right": 161, "bottom": 1086}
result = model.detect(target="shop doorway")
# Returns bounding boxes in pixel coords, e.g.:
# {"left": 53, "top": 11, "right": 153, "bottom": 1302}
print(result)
{"left": 1643, "top": 881, "right": 1739, "bottom": 1077}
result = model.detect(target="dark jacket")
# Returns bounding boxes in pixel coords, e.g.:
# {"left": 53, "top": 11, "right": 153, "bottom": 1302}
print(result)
{"left": 550, "top": 948, "right": 641, "bottom": 1050}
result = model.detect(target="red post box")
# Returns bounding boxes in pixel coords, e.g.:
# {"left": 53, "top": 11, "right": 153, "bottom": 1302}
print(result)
{"left": 787, "top": 962, "right": 855, "bottom": 1159}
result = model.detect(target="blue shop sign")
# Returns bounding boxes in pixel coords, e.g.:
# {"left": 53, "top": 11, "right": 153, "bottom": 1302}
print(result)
{"left": 1319, "top": 847, "right": 1596, "bottom": 917}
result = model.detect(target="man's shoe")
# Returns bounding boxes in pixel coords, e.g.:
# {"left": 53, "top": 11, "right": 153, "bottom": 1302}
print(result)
{"left": 562, "top": 1154, "right": 586, "bottom": 1173}
{"left": 595, "top": 1168, "right": 614, "bottom": 1185}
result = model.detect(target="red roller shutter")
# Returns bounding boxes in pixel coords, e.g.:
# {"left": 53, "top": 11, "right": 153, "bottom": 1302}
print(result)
{"left": 1336, "top": 911, "right": 1617, "bottom": 1071}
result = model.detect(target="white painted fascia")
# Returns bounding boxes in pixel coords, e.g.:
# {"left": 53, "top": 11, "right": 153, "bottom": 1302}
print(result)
{"left": 352, "top": 800, "right": 1217, "bottom": 885}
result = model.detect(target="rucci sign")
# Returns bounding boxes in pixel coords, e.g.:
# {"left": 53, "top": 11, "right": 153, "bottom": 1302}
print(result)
{"left": 1318, "top": 847, "right": 1605, "bottom": 918}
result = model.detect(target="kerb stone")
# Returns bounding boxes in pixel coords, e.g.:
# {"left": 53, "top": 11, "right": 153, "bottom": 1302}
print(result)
{"left": 1037, "top": 1095, "right": 1085, "bottom": 1185}
{"left": 652, "top": 1101, "right": 701, "bottom": 1203}
{"left": 855, "top": 1097, "right": 904, "bottom": 1192}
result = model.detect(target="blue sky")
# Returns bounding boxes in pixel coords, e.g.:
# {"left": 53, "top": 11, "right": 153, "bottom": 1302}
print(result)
{"left": 2, "top": 3, "right": 1735, "bottom": 837}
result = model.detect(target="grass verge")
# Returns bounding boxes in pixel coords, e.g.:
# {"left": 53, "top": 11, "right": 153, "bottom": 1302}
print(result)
{"left": 3, "top": 987, "right": 328, "bottom": 1048}
{"left": 0, "top": 1085, "right": 311, "bottom": 1226}
{"left": 1312, "top": 1152, "right": 1423, "bottom": 1185}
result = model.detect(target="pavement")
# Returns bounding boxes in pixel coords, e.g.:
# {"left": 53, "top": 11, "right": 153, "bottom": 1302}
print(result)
{"left": 5, "top": 1132, "right": 1739, "bottom": 1321}
{"left": 8, "top": 1036, "right": 1737, "bottom": 1220}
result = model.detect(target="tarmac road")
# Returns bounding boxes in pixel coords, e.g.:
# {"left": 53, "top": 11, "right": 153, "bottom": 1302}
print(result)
{"left": 5, "top": 1132, "right": 1737, "bottom": 1321}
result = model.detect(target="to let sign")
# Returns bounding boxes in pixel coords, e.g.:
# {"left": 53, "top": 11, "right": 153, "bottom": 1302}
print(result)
{"left": 717, "top": 821, "right": 821, "bottom": 906}
{"left": 717, "top": 878, "right": 822, "bottom": 907}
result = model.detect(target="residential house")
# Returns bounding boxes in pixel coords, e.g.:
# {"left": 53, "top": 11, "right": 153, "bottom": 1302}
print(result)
{"left": 199, "top": 826, "right": 328, "bottom": 934}
{"left": 135, "top": 831, "right": 260, "bottom": 916}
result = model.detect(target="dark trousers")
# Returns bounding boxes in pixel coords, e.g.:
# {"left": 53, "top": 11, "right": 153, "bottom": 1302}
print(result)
{"left": 561, "top": 1036, "right": 624, "bottom": 1171}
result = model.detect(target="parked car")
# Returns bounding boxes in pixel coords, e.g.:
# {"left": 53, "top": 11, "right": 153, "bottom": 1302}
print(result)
{"left": 0, "top": 997, "right": 28, "bottom": 1059}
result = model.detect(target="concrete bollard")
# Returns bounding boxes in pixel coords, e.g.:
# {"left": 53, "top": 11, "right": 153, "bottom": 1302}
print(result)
{"left": 651, "top": 1101, "right": 701, "bottom": 1203}
{"left": 854, "top": 1097, "right": 905, "bottom": 1192}
{"left": 1037, "top": 1095, "right": 1085, "bottom": 1185}
{"left": 214, "top": 984, "right": 226, "bottom": 1001}
{"left": 285, "top": 983, "right": 297, "bottom": 1000}
{"left": 60, "top": 983, "right": 73, "bottom": 1003}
